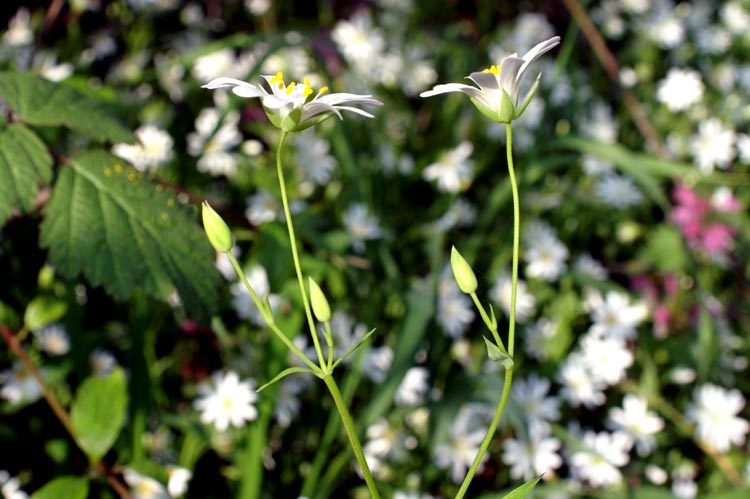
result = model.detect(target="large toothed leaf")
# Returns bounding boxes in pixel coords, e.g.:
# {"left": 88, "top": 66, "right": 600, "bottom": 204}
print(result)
{"left": 39, "top": 150, "right": 220, "bottom": 320}
{"left": 0, "top": 71, "right": 133, "bottom": 143}
{"left": 0, "top": 123, "right": 53, "bottom": 225}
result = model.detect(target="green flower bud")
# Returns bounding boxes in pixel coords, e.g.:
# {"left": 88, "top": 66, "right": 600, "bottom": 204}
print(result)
{"left": 308, "top": 277, "right": 331, "bottom": 322}
{"left": 450, "top": 246, "right": 477, "bottom": 294}
{"left": 202, "top": 201, "right": 233, "bottom": 253}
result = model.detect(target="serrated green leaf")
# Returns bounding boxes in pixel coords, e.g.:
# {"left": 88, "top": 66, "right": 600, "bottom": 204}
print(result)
{"left": 0, "top": 71, "right": 133, "bottom": 143}
{"left": 70, "top": 368, "right": 127, "bottom": 463}
{"left": 23, "top": 295, "right": 67, "bottom": 331}
{"left": 257, "top": 367, "right": 313, "bottom": 392}
{"left": 39, "top": 150, "right": 220, "bottom": 321}
{"left": 501, "top": 476, "right": 541, "bottom": 499}
{"left": 31, "top": 476, "right": 88, "bottom": 499}
{"left": 0, "top": 123, "right": 53, "bottom": 225}
{"left": 483, "top": 336, "right": 513, "bottom": 369}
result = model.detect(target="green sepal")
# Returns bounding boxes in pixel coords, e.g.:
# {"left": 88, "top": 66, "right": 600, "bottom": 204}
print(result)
{"left": 259, "top": 295, "right": 275, "bottom": 325}
{"left": 257, "top": 366, "right": 314, "bottom": 392}
{"left": 483, "top": 336, "right": 513, "bottom": 369}
{"left": 488, "top": 304, "right": 498, "bottom": 330}
{"left": 331, "top": 328, "right": 377, "bottom": 370}
{"left": 500, "top": 476, "right": 542, "bottom": 499}
{"left": 514, "top": 72, "right": 542, "bottom": 120}
{"left": 498, "top": 89, "right": 516, "bottom": 124}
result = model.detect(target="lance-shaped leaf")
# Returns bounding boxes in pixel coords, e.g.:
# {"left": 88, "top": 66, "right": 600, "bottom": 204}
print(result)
{"left": 501, "top": 476, "right": 541, "bottom": 499}
{"left": 0, "top": 71, "right": 133, "bottom": 143}
{"left": 483, "top": 336, "right": 514, "bottom": 370}
{"left": 0, "top": 123, "right": 53, "bottom": 225}
{"left": 39, "top": 150, "right": 220, "bottom": 321}
{"left": 257, "top": 367, "right": 314, "bottom": 393}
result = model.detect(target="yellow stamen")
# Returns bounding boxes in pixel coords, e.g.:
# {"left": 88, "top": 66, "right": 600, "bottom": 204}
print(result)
{"left": 270, "top": 71, "right": 284, "bottom": 89}
{"left": 482, "top": 65, "right": 500, "bottom": 75}
{"left": 303, "top": 77, "right": 313, "bottom": 97}
{"left": 285, "top": 81, "right": 296, "bottom": 95}
{"left": 319, "top": 86, "right": 329, "bottom": 95}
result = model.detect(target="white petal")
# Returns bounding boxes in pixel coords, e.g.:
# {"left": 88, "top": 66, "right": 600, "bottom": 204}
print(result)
{"left": 420, "top": 83, "right": 482, "bottom": 99}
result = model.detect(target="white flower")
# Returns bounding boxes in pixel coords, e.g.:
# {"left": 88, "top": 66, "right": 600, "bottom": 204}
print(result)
{"left": 501, "top": 423, "right": 562, "bottom": 481}
{"left": 434, "top": 424, "right": 487, "bottom": 483}
{"left": 423, "top": 142, "right": 474, "bottom": 193}
{"left": 123, "top": 468, "right": 169, "bottom": 499}
{"left": 523, "top": 223, "right": 568, "bottom": 281}
{"left": 3, "top": 8, "right": 33, "bottom": 46}
{"left": 608, "top": 394, "right": 664, "bottom": 456}
{"left": 395, "top": 367, "right": 430, "bottom": 407}
{"left": 34, "top": 323, "right": 70, "bottom": 356}
{"left": 522, "top": 318, "right": 557, "bottom": 361}
{"left": 361, "top": 346, "right": 393, "bottom": 383}
{"left": 656, "top": 68, "right": 704, "bottom": 112}
{"left": 686, "top": 383, "right": 749, "bottom": 452}
{"left": 580, "top": 101, "right": 618, "bottom": 143}
{"left": 0, "top": 470, "right": 29, "bottom": 499}
{"left": 432, "top": 199, "right": 476, "bottom": 232}
{"left": 437, "top": 265, "right": 475, "bottom": 338}
{"left": 203, "top": 73, "right": 382, "bottom": 132}
{"left": 557, "top": 354, "right": 607, "bottom": 408}
{"left": 294, "top": 131, "right": 337, "bottom": 192}
{"left": 331, "top": 10, "right": 386, "bottom": 71}
{"left": 511, "top": 374, "right": 561, "bottom": 425}
{"left": 191, "top": 48, "right": 254, "bottom": 83}
{"left": 579, "top": 335, "right": 633, "bottom": 386}
{"left": 490, "top": 272, "right": 536, "bottom": 323}
{"left": 570, "top": 431, "right": 633, "bottom": 488}
{"left": 672, "top": 479, "right": 698, "bottom": 499}
{"left": 594, "top": 174, "right": 643, "bottom": 208}
{"left": 690, "top": 118, "right": 736, "bottom": 174}
{"left": 193, "top": 371, "right": 258, "bottom": 432}
{"left": 0, "top": 362, "right": 44, "bottom": 405}
{"left": 421, "top": 36, "right": 561, "bottom": 123}
{"left": 90, "top": 349, "right": 118, "bottom": 376}
{"left": 245, "top": 189, "right": 280, "bottom": 226}
{"left": 166, "top": 466, "right": 192, "bottom": 497}
{"left": 588, "top": 290, "right": 647, "bottom": 341}
{"left": 343, "top": 203, "right": 383, "bottom": 252}
{"left": 187, "top": 108, "right": 242, "bottom": 178}
{"left": 573, "top": 253, "right": 608, "bottom": 280}
{"left": 230, "top": 265, "right": 279, "bottom": 326}
{"left": 112, "top": 125, "right": 174, "bottom": 172}
{"left": 645, "top": 464, "right": 669, "bottom": 485}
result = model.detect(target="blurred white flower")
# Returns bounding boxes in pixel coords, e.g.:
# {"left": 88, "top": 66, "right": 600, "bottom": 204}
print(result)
{"left": 0, "top": 469, "right": 29, "bottom": 499}
{"left": 595, "top": 174, "right": 643, "bottom": 208}
{"left": 3, "top": 8, "right": 33, "bottom": 46}
{"left": 34, "top": 323, "right": 70, "bottom": 356}
{"left": 192, "top": 48, "right": 254, "bottom": 83}
{"left": 361, "top": 346, "right": 393, "bottom": 383}
{"left": 434, "top": 419, "right": 487, "bottom": 483}
{"left": 343, "top": 203, "right": 383, "bottom": 252}
{"left": 90, "top": 349, "right": 118, "bottom": 376}
{"left": 0, "top": 362, "right": 44, "bottom": 405}
{"left": 522, "top": 318, "right": 556, "bottom": 360}
{"left": 672, "top": 478, "right": 698, "bottom": 499}
{"left": 645, "top": 464, "right": 669, "bottom": 485}
{"left": 511, "top": 374, "right": 561, "bottom": 425}
{"left": 490, "top": 272, "right": 536, "bottom": 323}
{"left": 432, "top": 199, "right": 476, "bottom": 232}
{"left": 690, "top": 118, "right": 736, "bottom": 174}
{"left": 580, "top": 334, "right": 633, "bottom": 386}
{"left": 423, "top": 142, "right": 474, "bottom": 193}
{"left": 686, "top": 383, "right": 749, "bottom": 452}
{"left": 112, "top": 125, "right": 174, "bottom": 172}
{"left": 187, "top": 108, "right": 242, "bottom": 178}
{"left": 395, "top": 367, "right": 430, "bottom": 406}
{"left": 194, "top": 371, "right": 258, "bottom": 432}
{"left": 643, "top": 4, "right": 685, "bottom": 49}
{"left": 245, "top": 0, "right": 271, "bottom": 16}
{"left": 437, "top": 265, "right": 475, "bottom": 338}
{"left": 570, "top": 430, "right": 632, "bottom": 488}
{"left": 166, "top": 466, "right": 192, "bottom": 497}
{"left": 558, "top": 353, "right": 607, "bottom": 408}
{"left": 573, "top": 253, "right": 608, "bottom": 280}
{"left": 245, "top": 189, "right": 280, "bottom": 226}
{"left": 580, "top": 101, "right": 618, "bottom": 143}
{"left": 230, "top": 265, "right": 280, "bottom": 326}
{"left": 274, "top": 376, "right": 306, "bottom": 428}
{"left": 656, "top": 68, "right": 704, "bottom": 112}
{"left": 608, "top": 394, "right": 664, "bottom": 456}
{"left": 588, "top": 290, "right": 647, "bottom": 341}
{"left": 294, "top": 131, "right": 337, "bottom": 193}
{"left": 123, "top": 468, "right": 169, "bottom": 499}
{"left": 582, "top": 154, "right": 615, "bottom": 176}
{"left": 331, "top": 10, "right": 386, "bottom": 72}
{"left": 523, "top": 223, "right": 568, "bottom": 281}
{"left": 501, "top": 422, "right": 562, "bottom": 481}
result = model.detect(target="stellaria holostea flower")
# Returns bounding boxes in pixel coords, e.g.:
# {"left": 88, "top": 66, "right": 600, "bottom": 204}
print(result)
{"left": 420, "top": 36, "right": 560, "bottom": 123}
{"left": 202, "top": 72, "right": 383, "bottom": 132}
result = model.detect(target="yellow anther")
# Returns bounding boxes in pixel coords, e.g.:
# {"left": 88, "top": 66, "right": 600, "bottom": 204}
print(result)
{"left": 270, "top": 71, "right": 283, "bottom": 84}
{"left": 319, "top": 86, "right": 329, "bottom": 95}
{"left": 285, "top": 81, "right": 296, "bottom": 95}
{"left": 482, "top": 65, "right": 500, "bottom": 75}
{"left": 303, "top": 77, "right": 313, "bottom": 97}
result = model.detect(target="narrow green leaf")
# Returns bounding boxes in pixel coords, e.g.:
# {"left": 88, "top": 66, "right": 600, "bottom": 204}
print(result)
{"left": 501, "top": 476, "right": 541, "bottom": 499}
{"left": 484, "top": 336, "right": 513, "bottom": 369}
{"left": 0, "top": 124, "right": 53, "bottom": 225}
{"left": 23, "top": 295, "right": 67, "bottom": 331}
{"left": 39, "top": 150, "right": 220, "bottom": 321}
{"left": 30, "top": 476, "right": 88, "bottom": 499}
{"left": 0, "top": 71, "right": 133, "bottom": 143}
{"left": 257, "top": 367, "right": 313, "bottom": 392}
{"left": 331, "top": 328, "right": 377, "bottom": 370}
{"left": 70, "top": 368, "right": 127, "bottom": 463}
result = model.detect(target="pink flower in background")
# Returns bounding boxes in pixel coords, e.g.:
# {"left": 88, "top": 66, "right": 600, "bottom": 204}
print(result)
{"left": 669, "top": 184, "right": 740, "bottom": 257}
{"left": 631, "top": 274, "right": 679, "bottom": 340}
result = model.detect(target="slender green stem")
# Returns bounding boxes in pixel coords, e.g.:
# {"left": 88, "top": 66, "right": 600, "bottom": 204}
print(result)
{"left": 276, "top": 131, "right": 327, "bottom": 369}
{"left": 322, "top": 375, "right": 381, "bottom": 499}
{"left": 506, "top": 123, "right": 519, "bottom": 357}
{"left": 454, "top": 124, "right": 521, "bottom": 499}
{"left": 454, "top": 367, "right": 514, "bottom": 499}
{"left": 227, "top": 252, "right": 319, "bottom": 372}
{"left": 469, "top": 292, "right": 506, "bottom": 354}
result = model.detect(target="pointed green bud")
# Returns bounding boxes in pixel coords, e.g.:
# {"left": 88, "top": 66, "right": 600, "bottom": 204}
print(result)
{"left": 308, "top": 277, "right": 331, "bottom": 322}
{"left": 450, "top": 246, "right": 477, "bottom": 294}
{"left": 202, "top": 201, "right": 233, "bottom": 253}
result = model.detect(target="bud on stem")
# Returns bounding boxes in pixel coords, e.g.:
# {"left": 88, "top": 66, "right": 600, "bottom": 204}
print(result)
{"left": 202, "top": 201, "right": 233, "bottom": 253}
{"left": 450, "top": 246, "right": 478, "bottom": 294}
{"left": 308, "top": 277, "right": 331, "bottom": 322}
